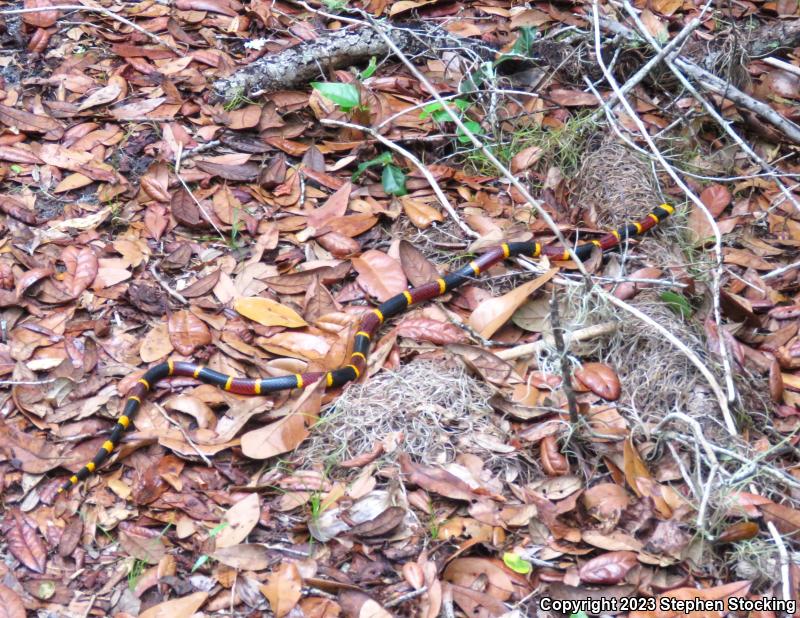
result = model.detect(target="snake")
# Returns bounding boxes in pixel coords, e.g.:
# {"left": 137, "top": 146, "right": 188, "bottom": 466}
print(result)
{"left": 58, "top": 203, "right": 674, "bottom": 493}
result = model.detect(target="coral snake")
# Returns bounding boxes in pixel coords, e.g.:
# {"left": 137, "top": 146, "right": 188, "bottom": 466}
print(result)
{"left": 58, "top": 203, "right": 674, "bottom": 493}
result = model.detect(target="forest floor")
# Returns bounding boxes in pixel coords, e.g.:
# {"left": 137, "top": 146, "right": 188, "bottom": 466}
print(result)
{"left": 1, "top": 0, "right": 800, "bottom": 616}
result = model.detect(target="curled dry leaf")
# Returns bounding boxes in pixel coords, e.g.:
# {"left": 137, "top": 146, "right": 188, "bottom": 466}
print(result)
{"left": 443, "top": 558, "right": 516, "bottom": 601}
{"left": 399, "top": 453, "right": 479, "bottom": 501}
{"left": 578, "top": 551, "right": 638, "bottom": 584}
{"left": 468, "top": 269, "right": 557, "bottom": 338}
{"left": 348, "top": 506, "right": 405, "bottom": 538}
{"left": 401, "top": 196, "right": 444, "bottom": 228}
{"left": 0, "top": 196, "right": 36, "bottom": 225}
{"left": 215, "top": 493, "right": 261, "bottom": 549}
{"left": 260, "top": 563, "right": 303, "bottom": 618}
{"left": 138, "top": 591, "right": 209, "bottom": 618}
{"left": 583, "top": 483, "right": 630, "bottom": 522}
{"left": 22, "top": 0, "right": 60, "bottom": 27}
{"left": 59, "top": 246, "right": 98, "bottom": 297}
{"left": 402, "top": 563, "right": 425, "bottom": 590}
{"left": 351, "top": 250, "right": 408, "bottom": 302}
{"left": 540, "top": 435, "right": 569, "bottom": 476}
{"left": 715, "top": 521, "right": 759, "bottom": 544}
{"left": 574, "top": 362, "right": 621, "bottom": 401}
{"left": 234, "top": 296, "right": 307, "bottom": 328}
{"left": 168, "top": 310, "right": 212, "bottom": 355}
{"left": 141, "top": 162, "right": 172, "bottom": 203}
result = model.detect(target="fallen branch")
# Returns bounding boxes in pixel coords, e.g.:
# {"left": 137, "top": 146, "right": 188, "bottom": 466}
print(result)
{"left": 0, "top": 5, "right": 180, "bottom": 54}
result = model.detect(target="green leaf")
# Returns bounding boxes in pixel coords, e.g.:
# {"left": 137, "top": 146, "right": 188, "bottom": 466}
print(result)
{"left": 420, "top": 99, "right": 471, "bottom": 121}
{"left": 382, "top": 164, "right": 407, "bottom": 196}
{"left": 511, "top": 27, "right": 538, "bottom": 56}
{"left": 502, "top": 552, "right": 532, "bottom": 574}
{"left": 359, "top": 56, "right": 378, "bottom": 80}
{"left": 311, "top": 82, "right": 361, "bottom": 111}
{"left": 10, "top": 164, "right": 22, "bottom": 173}
{"left": 352, "top": 151, "right": 393, "bottom": 181}
{"left": 208, "top": 522, "right": 229, "bottom": 538}
{"left": 570, "top": 612, "right": 589, "bottom": 618}
{"left": 191, "top": 554, "right": 210, "bottom": 573}
{"left": 660, "top": 290, "right": 693, "bottom": 319}
{"left": 456, "top": 120, "right": 482, "bottom": 144}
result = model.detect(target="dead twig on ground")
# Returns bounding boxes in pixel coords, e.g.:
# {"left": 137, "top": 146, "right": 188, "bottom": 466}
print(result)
{"left": 591, "top": 1, "right": 737, "bottom": 418}
{"left": 319, "top": 117, "right": 477, "bottom": 238}
{"left": 0, "top": 5, "right": 181, "bottom": 54}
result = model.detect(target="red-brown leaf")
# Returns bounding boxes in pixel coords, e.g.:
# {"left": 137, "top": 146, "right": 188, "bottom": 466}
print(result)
{"left": 578, "top": 551, "right": 638, "bottom": 584}
{"left": 0, "top": 584, "right": 25, "bottom": 618}
{"left": 396, "top": 317, "right": 467, "bottom": 345}
{"left": 699, "top": 184, "right": 731, "bottom": 217}
{"left": 60, "top": 246, "right": 98, "bottom": 297}
{"left": 22, "top": 0, "right": 60, "bottom": 27}
{"left": 574, "top": 362, "right": 621, "bottom": 400}
{"left": 351, "top": 250, "right": 407, "bottom": 302}
{"left": 540, "top": 434, "right": 569, "bottom": 476}
{"left": 168, "top": 310, "right": 212, "bottom": 355}
{"left": 399, "top": 453, "right": 479, "bottom": 501}
{"left": 4, "top": 510, "right": 47, "bottom": 573}
{"left": 0, "top": 196, "right": 36, "bottom": 225}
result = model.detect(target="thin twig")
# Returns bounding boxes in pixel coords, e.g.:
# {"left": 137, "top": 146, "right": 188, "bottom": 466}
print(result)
{"left": 384, "top": 586, "right": 428, "bottom": 608}
{"left": 763, "top": 259, "right": 800, "bottom": 280}
{"left": 149, "top": 264, "right": 189, "bottom": 305}
{"left": 176, "top": 174, "right": 227, "bottom": 242}
{"left": 153, "top": 402, "right": 213, "bottom": 466}
{"left": 0, "top": 5, "right": 180, "bottom": 54}
{"left": 319, "top": 117, "right": 477, "bottom": 238}
{"left": 297, "top": 2, "right": 594, "bottom": 284}
{"left": 496, "top": 322, "right": 618, "bottom": 361}
{"left": 618, "top": 0, "right": 800, "bottom": 216}
{"left": 550, "top": 288, "right": 579, "bottom": 425}
{"left": 591, "top": 1, "right": 737, "bottom": 413}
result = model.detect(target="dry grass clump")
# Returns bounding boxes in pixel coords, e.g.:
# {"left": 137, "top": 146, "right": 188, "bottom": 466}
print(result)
{"left": 300, "top": 358, "right": 500, "bottom": 468}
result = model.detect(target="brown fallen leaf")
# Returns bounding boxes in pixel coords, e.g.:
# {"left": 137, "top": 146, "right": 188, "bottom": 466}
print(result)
{"left": 629, "top": 581, "right": 750, "bottom": 618}
{"left": 578, "top": 551, "right": 638, "bottom": 584}
{"left": 468, "top": 269, "right": 557, "bottom": 338}
{"left": 3, "top": 509, "right": 47, "bottom": 573}
{"left": 352, "top": 250, "right": 408, "bottom": 302}
{"left": 138, "top": 591, "right": 208, "bottom": 618}
{"left": 240, "top": 381, "right": 322, "bottom": 459}
{"left": 399, "top": 453, "right": 480, "bottom": 501}
{"left": 234, "top": 296, "right": 307, "bottom": 328}
{"left": 59, "top": 246, "right": 98, "bottom": 297}
{"left": 443, "top": 558, "right": 516, "bottom": 601}
{"left": 168, "top": 310, "right": 212, "bottom": 355}
{"left": 0, "top": 584, "right": 26, "bottom": 618}
{"left": 260, "top": 562, "right": 303, "bottom": 618}
{"left": 0, "top": 104, "right": 63, "bottom": 138}
{"left": 215, "top": 493, "right": 261, "bottom": 549}
{"left": 574, "top": 362, "right": 621, "bottom": 401}
{"left": 211, "top": 544, "right": 270, "bottom": 570}
{"left": 348, "top": 506, "right": 406, "bottom": 538}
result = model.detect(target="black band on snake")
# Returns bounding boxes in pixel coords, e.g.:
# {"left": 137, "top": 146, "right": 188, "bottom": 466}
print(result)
{"left": 58, "top": 203, "right": 674, "bottom": 493}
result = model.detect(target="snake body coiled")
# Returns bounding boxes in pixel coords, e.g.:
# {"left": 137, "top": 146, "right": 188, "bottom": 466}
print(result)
{"left": 59, "top": 203, "right": 674, "bottom": 493}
